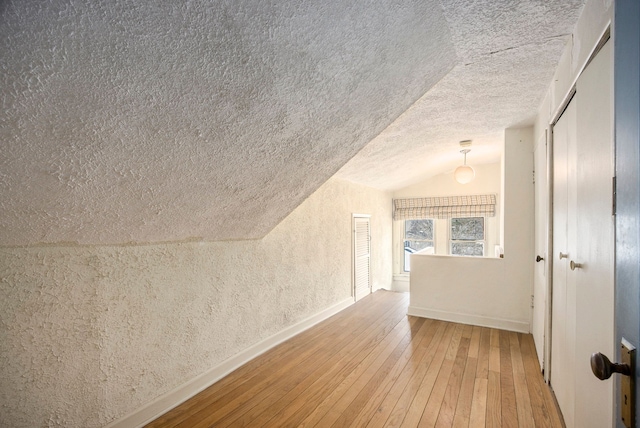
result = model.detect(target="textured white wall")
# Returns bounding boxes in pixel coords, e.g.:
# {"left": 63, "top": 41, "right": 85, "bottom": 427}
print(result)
{"left": 0, "top": 177, "right": 392, "bottom": 427}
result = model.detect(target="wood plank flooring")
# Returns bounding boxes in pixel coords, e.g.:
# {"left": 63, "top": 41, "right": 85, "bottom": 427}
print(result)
{"left": 146, "top": 290, "right": 564, "bottom": 428}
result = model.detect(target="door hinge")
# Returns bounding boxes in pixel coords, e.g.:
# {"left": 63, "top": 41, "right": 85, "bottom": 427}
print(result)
{"left": 612, "top": 176, "right": 617, "bottom": 216}
{"left": 531, "top": 294, "right": 534, "bottom": 309}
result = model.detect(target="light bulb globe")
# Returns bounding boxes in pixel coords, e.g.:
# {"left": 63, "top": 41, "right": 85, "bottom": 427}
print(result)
{"left": 454, "top": 165, "right": 475, "bottom": 184}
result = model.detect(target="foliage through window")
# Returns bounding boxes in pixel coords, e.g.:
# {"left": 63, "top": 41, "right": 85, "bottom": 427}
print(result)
{"left": 450, "top": 217, "right": 484, "bottom": 256}
{"left": 404, "top": 219, "right": 434, "bottom": 271}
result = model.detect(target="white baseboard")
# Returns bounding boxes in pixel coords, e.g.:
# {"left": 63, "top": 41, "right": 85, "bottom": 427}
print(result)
{"left": 407, "top": 306, "right": 530, "bottom": 333}
{"left": 106, "top": 297, "right": 354, "bottom": 428}
{"left": 390, "top": 275, "right": 410, "bottom": 292}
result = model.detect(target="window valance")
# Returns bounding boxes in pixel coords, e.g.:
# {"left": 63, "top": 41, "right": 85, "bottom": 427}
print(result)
{"left": 393, "top": 194, "right": 497, "bottom": 220}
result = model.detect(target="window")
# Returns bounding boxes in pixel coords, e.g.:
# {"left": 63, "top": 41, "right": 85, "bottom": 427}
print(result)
{"left": 403, "top": 219, "right": 434, "bottom": 271}
{"left": 450, "top": 217, "right": 484, "bottom": 256}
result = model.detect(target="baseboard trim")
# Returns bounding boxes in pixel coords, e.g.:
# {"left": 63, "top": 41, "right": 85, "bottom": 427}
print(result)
{"left": 407, "top": 306, "right": 530, "bottom": 333}
{"left": 106, "top": 297, "right": 354, "bottom": 428}
{"left": 390, "top": 275, "right": 410, "bottom": 292}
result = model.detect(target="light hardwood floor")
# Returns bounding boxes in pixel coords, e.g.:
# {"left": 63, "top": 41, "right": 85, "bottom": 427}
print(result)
{"left": 146, "top": 290, "right": 564, "bottom": 427}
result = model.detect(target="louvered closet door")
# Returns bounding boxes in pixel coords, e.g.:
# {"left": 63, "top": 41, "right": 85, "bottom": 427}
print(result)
{"left": 353, "top": 216, "right": 371, "bottom": 301}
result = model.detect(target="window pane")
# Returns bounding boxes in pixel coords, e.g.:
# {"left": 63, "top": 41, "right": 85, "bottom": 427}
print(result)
{"left": 403, "top": 240, "right": 434, "bottom": 272}
{"left": 451, "top": 242, "right": 484, "bottom": 256}
{"left": 451, "top": 217, "right": 484, "bottom": 240}
{"left": 404, "top": 240, "right": 433, "bottom": 252}
{"left": 405, "top": 219, "right": 434, "bottom": 240}
{"left": 403, "top": 219, "right": 434, "bottom": 272}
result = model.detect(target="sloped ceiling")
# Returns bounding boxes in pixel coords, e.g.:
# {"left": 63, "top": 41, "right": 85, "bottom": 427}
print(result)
{"left": 337, "top": 0, "right": 586, "bottom": 189}
{"left": 0, "top": 1, "right": 585, "bottom": 246}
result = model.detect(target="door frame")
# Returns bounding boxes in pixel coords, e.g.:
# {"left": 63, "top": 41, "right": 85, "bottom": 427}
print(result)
{"left": 544, "top": 26, "right": 611, "bottom": 384}
{"left": 545, "top": 87, "right": 575, "bottom": 383}
{"left": 549, "top": 92, "right": 580, "bottom": 426}
{"left": 532, "top": 129, "right": 548, "bottom": 365}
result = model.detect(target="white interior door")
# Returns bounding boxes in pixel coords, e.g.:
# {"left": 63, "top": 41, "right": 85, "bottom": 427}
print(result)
{"left": 532, "top": 132, "right": 548, "bottom": 366}
{"left": 573, "top": 39, "right": 614, "bottom": 428}
{"left": 550, "top": 40, "right": 614, "bottom": 428}
{"left": 353, "top": 215, "right": 371, "bottom": 301}
{"left": 551, "top": 95, "right": 577, "bottom": 428}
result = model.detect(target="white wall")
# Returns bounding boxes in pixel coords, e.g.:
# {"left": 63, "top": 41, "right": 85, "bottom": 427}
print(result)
{"left": 408, "top": 128, "right": 534, "bottom": 333}
{"left": 503, "top": 127, "right": 535, "bottom": 294}
{"left": 0, "top": 177, "right": 392, "bottom": 428}
{"left": 393, "top": 162, "right": 502, "bottom": 199}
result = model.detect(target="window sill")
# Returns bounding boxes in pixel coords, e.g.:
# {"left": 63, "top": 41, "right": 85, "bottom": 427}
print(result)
{"left": 411, "top": 253, "right": 502, "bottom": 260}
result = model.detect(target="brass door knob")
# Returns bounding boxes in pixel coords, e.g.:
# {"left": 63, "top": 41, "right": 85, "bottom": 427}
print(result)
{"left": 570, "top": 260, "right": 582, "bottom": 270}
{"left": 559, "top": 252, "right": 569, "bottom": 260}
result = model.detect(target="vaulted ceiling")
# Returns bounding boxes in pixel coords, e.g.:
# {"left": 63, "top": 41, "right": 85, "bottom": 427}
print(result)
{"left": 0, "top": 1, "right": 585, "bottom": 246}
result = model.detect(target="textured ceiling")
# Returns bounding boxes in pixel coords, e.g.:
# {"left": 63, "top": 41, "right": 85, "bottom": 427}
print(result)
{"left": 0, "top": 0, "right": 586, "bottom": 246}
{"left": 337, "top": 0, "right": 586, "bottom": 189}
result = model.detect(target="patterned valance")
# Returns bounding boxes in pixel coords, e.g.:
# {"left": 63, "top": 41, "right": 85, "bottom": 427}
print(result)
{"left": 393, "top": 194, "right": 497, "bottom": 220}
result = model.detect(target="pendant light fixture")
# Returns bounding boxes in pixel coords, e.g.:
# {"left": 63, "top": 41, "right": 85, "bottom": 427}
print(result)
{"left": 454, "top": 141, "right": 475, "bottom": 184}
